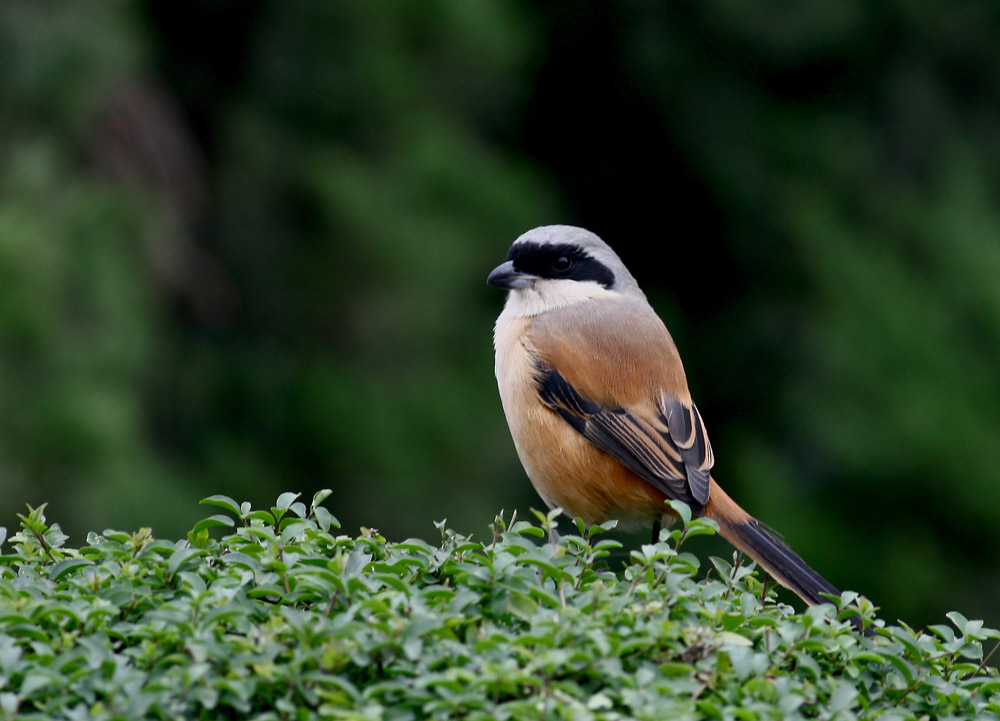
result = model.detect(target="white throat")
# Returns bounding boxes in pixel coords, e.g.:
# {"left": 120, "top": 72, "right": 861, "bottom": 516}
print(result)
{"left": 497, "top": 279, "right": 620, "bottom": 320}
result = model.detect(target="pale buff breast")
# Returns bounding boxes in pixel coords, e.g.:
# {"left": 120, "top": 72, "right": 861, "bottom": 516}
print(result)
{"left": 493, "top": 311, "right": 667, "bottom": 528}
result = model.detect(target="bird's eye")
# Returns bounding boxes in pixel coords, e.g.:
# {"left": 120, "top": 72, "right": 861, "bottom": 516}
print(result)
{"left": 552, "top": 256, "right": 572, "bottom": 272}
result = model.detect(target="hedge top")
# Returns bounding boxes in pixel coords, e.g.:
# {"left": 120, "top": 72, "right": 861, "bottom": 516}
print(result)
{"left": 0, "top": 491, "right": 997, "bottom": 720}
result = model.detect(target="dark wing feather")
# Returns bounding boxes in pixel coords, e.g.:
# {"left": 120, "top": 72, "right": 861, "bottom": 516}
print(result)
{"left": 663, "top": 398, "right": 713, "bottom": 505}
{"left": 536, "top": 364, "right": 713, "bottom": 510}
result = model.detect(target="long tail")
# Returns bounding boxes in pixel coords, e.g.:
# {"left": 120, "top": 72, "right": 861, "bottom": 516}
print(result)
{"left": 704, "top": 479, "right": 841, "bottom": 607}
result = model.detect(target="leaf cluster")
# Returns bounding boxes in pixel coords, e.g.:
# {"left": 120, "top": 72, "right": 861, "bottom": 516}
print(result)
{"left": 0, "top": 495, "right": 998, "bottom": 720}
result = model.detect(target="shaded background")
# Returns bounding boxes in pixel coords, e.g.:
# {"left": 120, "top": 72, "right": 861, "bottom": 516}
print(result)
{"left": 2, "top": 0, "right": 1000, "bottom": 631}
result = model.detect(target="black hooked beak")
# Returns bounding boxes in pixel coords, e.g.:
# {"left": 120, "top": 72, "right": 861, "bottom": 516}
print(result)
{"left": 487, "top": 260, "right": 536, "bottom": 290}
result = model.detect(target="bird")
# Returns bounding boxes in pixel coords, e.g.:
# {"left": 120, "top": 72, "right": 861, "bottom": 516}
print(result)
{"left": 487, "top": 224, "right": 848, "bottom": 613}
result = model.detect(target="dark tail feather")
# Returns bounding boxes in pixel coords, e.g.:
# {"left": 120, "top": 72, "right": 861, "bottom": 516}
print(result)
{"left": 719, "top": 517, "right": 840, "bottom": 605}
{"left": 704, "top": 480, "right": 869, "bottom": 634}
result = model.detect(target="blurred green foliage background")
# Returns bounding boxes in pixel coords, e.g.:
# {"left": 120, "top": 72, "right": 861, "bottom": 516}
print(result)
{"left": 2, "top": 0, "right": 1000, "bottom": 631}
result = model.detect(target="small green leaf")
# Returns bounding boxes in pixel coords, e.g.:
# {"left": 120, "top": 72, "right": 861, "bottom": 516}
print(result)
{"left": 668, "top": 499, "right": 692, "bottom": 526}
{"left": 878, "top": 652, "right": 916, "bottom": 685}
{"left": 19, "top": 673, "right": 52, "bottom": 698}
{"left": 275, "top": 492, "right": 300, "bottom": 511}
{"left": 167, "top": 547, "right": 202, "bottom": 576}
{"left": 722, "top": 612, "right": 746, "bottom": 631}
{"left": 48, "top": 558, "right": 93, "bottom": 580}
{"left": 660, "top": 662, "right": 694, "bottom": 677}
{"left": 946, "top": 611, "right": 970, "bottom": 635}
{"left": 717, "top": 631, "right": 753, "bottom": 647}
{"left": 828, "top": 684, "right": 858, "bottom": 713}
{"left": 684, "top": 517, "right": 719, "bottom": 538}
{"left": 312, "top": 506, "right": 340, "bottom": 531}
{"left": 244, "top": 510, "right": 276, "bottom": 525}
{"left": 191, "top": 515, "right": 236, "bottom": 535}
{"left": 199, "top": 495, "right": 242, "bottom": 517}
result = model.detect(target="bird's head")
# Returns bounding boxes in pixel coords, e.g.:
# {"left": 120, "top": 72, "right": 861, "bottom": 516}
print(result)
{"left": 487, "top": 226, "right": 644, "bottom": 314}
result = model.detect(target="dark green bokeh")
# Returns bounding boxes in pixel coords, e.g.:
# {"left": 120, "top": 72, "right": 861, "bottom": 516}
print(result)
{"left": 2, "top": 0, "right": 999, "bottom": 631}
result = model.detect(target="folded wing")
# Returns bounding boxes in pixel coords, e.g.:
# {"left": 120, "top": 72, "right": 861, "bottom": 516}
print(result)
{"left": 528, "top": 298, "right": 714, "bottom": 511}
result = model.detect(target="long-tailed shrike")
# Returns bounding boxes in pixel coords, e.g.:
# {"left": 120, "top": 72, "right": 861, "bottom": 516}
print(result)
{"left": 488, "top": 224, "right": 846, "bottom": 610}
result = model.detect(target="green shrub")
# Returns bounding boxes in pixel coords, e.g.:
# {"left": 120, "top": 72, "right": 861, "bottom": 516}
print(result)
{"left": 0, "top": 493, "right": 997, "bottom": 720}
